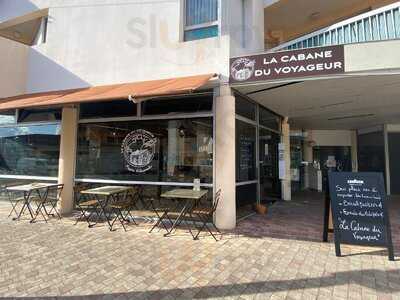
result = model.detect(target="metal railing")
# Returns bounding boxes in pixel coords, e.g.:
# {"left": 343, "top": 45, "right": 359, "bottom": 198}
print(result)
{"left": 269, "top": 2, "right": 400, "bottom": 52}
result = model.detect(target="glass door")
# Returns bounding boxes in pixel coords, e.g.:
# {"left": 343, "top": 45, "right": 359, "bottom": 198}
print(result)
{"left": 259, "top": 128, "right": 281, "bottom": 201}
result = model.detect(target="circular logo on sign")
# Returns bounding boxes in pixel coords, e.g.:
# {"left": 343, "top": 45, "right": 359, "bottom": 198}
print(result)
{"left": 230, "top": 57, "right": 256, "bottom": 81}
{"left": 121, "top": 129, "right": 157, "bottom": 173}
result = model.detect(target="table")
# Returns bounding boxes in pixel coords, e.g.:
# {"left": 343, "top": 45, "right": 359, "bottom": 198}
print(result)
{"left": 160, "top": 189, "right": 208, "bottom": 237}
{"left": 7, "top": 182, "right": 57, "bottom": 222}
{"left": 80, "top": 186, "right": 134, "bottom": 230}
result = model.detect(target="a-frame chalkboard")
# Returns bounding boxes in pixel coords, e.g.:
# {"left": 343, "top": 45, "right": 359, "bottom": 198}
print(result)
{"left": 328, "top": 172, "right": 394, "bottom": 261}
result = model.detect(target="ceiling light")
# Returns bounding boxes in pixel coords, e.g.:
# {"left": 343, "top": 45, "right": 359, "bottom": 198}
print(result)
{"left": 328, "top": 114, "right": 374, "bottom": 121}
{"left": 13, "top": 31, "right": 21, "bottom": 38}
{"left": 309, "top": 12, "right": 320, "bottom": 20}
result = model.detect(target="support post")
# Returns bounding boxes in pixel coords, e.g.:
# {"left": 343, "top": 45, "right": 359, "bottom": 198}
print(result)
{"left": 215, "top": 85, "right": 236, "bottom": 230}
{"left": 58, "top": 106, "right": 78, "bottom": 215}
{"left": 281, "top": 119, "right": 291, "bottom": 201}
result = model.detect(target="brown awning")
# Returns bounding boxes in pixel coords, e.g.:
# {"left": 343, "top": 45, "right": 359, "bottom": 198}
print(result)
{"left": 0, "top": 73, "right": 217, "bottom": 111}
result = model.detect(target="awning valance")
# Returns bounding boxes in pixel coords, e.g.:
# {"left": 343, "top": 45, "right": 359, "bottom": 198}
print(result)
{"left": 0, "top": 74, "right": 218, "bottom": 111}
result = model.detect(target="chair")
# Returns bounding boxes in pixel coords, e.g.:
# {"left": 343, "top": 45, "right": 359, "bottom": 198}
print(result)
{"left": 32, "top": 184, "right": 64, "bottom": 222}
{"left": 108, "top": 187, "right": 139, "bottom": 231}
{"left": 191, "top": 189, "right": 222, "bottom": 241}
{"left": 74, "top": 183, "right": 100, "bottom": 227}
{"left": 144, "top": 188, "right": 173, "bottom": 233}
{"left": 4, "top": 183, "right": 26, "bottom": 219}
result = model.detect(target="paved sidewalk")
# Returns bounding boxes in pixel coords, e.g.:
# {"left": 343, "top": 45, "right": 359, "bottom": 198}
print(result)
{"left": 0, "top": 192, "right": 399, "bottom": 299}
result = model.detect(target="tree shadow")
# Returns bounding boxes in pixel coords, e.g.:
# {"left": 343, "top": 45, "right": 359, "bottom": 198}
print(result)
{"left": 2, "top": 268, "right": 400, "bottom": 299}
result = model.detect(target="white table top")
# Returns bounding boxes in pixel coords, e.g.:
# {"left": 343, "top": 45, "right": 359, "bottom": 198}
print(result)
{"left": 161, "top": 189, "right": 208, "bottom": 200}
{"left": 6, "top": 182, "right": 56, "bottom": 192}
{"left": 80, "top": 186, "right": 133, "bottom": 196}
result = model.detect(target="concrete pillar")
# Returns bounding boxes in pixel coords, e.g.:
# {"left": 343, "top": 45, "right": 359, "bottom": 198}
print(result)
{"left": 351, "top": 130, "right": 358, "bottom": 172}
{"left": 215, "top": 85, "right": 236, "bottom": 230}
{"left": 58, "top": 106, "right": 78, "bottom": 215}
{"left": 281, "top": 120, "right": 291, "bottom": 201}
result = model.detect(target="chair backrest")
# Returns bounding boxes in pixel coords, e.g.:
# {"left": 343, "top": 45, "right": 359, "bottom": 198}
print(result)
{"left": 46, "top": 184, "right": 64, "bottom": 200}
{"left": 212, "top": 189, "right": 222, "bottom": 213}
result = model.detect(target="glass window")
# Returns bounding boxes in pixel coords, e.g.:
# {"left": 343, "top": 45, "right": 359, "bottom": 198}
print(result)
{"left": 142, "top": 94, "right": 213, "bottom": 116}
{"left": 184, "top": 26, "right": 218, "bottom": 42}
{"left": 76, "top": 118, "right": 213, "bottom": 184}
{"left": 80, "top": 100, "right": 137, "bottom": 119}
{"left": 184, "top": 0, "right": 218, "bottom": 41}
{"left": 236, "top": 120, "right": 257, "bottom": 182}
{"left": 235, "top": 94, "right": 256, "bottom": 120}
{"left": 259, "top": 107, "right": 281, "bottom": 131}
{"left": 0, "top": 124, "right": 60, "bottom": 177}
{"left": 0, "top": 110, "right": 16, "bottom": 125}
{"left": 18, "top": 108, "right": 61, "bottom": 123}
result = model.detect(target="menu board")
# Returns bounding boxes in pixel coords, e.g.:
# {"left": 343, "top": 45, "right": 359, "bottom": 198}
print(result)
{"left": 238, "top": 135, "right": 255, "bottom": 181}
{"left": 328, "top": 172, "right": 394, "bottom": 260}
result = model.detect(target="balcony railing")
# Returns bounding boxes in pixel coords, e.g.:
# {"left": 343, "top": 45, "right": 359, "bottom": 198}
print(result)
{"left": 269, "top": 2, "right": 400, "bottom": 52}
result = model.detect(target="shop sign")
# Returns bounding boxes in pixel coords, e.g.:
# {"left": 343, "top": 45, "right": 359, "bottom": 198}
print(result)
{"left": 121, "top": 129, "right": 157, "bottom": 173}
{"left": 327, "top": 172, "right": 394, "bottom": 261}
{"left": 229, "top": 45, "right": 344, "bottom": 84}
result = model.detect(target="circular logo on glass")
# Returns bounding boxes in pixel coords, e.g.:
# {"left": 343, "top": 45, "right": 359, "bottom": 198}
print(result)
{"left": 121, "top": 129, "right": 157, "bottom": 173}
{"left": 230, "top": 57, "right": 256, "bottom": 82}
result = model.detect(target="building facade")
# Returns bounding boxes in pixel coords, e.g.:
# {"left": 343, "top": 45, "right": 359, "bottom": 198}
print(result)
{"left": 0, "top": 0, "right": 400, "bottom": 229}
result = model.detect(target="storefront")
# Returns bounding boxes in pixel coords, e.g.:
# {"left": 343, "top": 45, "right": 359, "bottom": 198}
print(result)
{"left": 0, "top": 73, "right": 285, "bottom": 227}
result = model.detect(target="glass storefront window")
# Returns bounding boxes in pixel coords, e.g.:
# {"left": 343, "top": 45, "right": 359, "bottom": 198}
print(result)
{"left": 18, "top": 108, "right": 62, "bottom": 123}
{"left": 259, "top": 128, "right": 281, "bottom": 200}
{"left": 235, "top": 94, "right": 256, "bottom": 120}
{"left": 259, "top": 107, "right": 280, "bottom": 131}
{"left": 0, "top": 124, "right": 61, "bottom": 176}
{"left": 76, "top": 118, "right": 213, "bottom": 183}
{"left": 236, "top": 120, "right": 257, "bottom": 182}
{"left": 80, "top": 100, "right": 137, "bottom": 119}
{"left": 142, "top": 94, "right": 213, "bottom": 116}
{"left": 0, "top": 110, "right": 16, "bottom": 125}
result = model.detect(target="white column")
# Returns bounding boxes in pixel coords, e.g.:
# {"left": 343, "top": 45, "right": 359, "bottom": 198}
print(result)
{"left": 58, "top": 106, "right": 78, "bottom": 215}
{"left": 215, "top": 85, "right": 236, "bottom": 230}
{"left": 281, "top": 120, "right": 291, "bottom": 201}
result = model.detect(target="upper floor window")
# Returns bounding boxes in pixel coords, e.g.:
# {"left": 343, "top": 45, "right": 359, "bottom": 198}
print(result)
{"left": 184, "top": 0, "right": 218, "bottom": 41}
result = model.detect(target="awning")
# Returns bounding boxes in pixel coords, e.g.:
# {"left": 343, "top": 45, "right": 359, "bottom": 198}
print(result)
{"left": 0, "top": 74, "right": 218, "bottom": 111}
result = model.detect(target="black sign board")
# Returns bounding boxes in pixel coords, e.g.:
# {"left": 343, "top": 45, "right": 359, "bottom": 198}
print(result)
{"left": 328, "top": 172, "right": 394, "bottom": 261}
{"left": 230, "top": 45, "right": 344, "bottom": 84}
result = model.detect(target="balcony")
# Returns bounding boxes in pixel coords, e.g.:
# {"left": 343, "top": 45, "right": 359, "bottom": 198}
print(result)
{"left": 269, "top": 2, "right": 400, "bottom": 52}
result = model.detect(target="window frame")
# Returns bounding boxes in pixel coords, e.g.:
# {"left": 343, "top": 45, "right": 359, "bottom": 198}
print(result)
{"left": 183, "top": 0, "right": 219, "bottom": 41}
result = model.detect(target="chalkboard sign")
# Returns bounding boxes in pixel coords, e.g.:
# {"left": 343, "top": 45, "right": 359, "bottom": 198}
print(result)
{"left": 328, "top": 172, "right": 394, "bottom": 261}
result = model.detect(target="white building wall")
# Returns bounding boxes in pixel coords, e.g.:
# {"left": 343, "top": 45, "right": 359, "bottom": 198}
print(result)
{"left": 0, "top": 0, "right": 266, "bottom": 94}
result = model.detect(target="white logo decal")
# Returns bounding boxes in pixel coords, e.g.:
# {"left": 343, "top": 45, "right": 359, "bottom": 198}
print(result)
{"left": 231, "top": 57, "right": 256, "bottom": 81}
{"left": 121, "top": 129, "right": 157, "bottom": 173}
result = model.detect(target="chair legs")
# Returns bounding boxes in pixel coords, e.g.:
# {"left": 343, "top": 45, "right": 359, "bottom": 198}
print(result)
{"left": 193, "top": 214, "right": 221, "bottom": 241}
{"left": 149, "top": 209, "right": 172, "bottom": 233}
{"left": 110, "top": 207, "right": 138, "bottom": 232}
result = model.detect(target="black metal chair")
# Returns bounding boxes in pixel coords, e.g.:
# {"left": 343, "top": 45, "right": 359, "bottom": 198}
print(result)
{"left": 108, "top": 187, "right": 139, "bottom": 231}
{"left": 74, "top": 183, "right": 100, "bottom": 227}
{"left": 4, "top": 183, "right": 26, "bottom": 219}
{"left": 32, "top": 184, "right": 64, "bottom": 222}
{"left": 191, "top": 189, "right": 222, "bottom": 241}
{"left": 141, "top": 187, "right": 173, "bottom": 233}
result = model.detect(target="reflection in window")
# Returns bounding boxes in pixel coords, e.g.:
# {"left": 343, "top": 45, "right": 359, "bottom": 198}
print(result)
{"left": 0, "top": 110, "right": 16, "bottom": 125}
{"left": 76, "top": 118, "right": 213, "bottom": 183}
{"left": 184, "top": 0, "right": 218, "bottom": 41}
{"left": 80, "top": 100, "right": 137, "bottom": 119}
{"left": 259, "top": 107, "right": 281, "bottom": 131}
{"left": 236, "top": 120, "right": 257, "bottom": 182}
{"left": 142, "top": 94, "right": 213, "bottom": 115}
{"left": 0, "top": 125, "right": 61, "bottom": 176}
{"left": 18, "top": 108, "right": 62, "bottom": 123}
{"left": 235, "top": 94, "right": 256, "bottom": 120}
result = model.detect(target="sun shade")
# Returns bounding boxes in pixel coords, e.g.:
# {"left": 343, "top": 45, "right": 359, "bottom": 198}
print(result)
{"left": 0, "top": 74, "right": 217, "bottom": 111}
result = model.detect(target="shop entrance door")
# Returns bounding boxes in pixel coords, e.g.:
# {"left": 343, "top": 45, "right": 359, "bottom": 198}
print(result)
{"left": 259, "top": 128, "right": 281, "bottom": 201}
